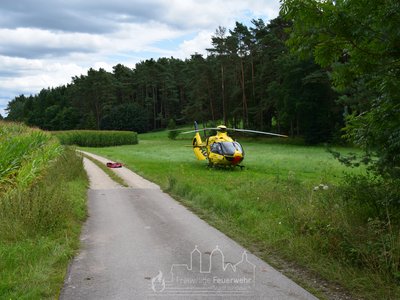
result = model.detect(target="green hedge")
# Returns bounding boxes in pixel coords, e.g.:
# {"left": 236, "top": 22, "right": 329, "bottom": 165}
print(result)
{"left": 52, "top": 130, "right": 138, "bottom": 147}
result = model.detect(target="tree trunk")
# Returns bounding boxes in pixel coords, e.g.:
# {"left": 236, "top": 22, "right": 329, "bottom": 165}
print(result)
{"left": 207, "top": 78, "right": 215, "bottom": 121}
{"left": 153, "top": 86, "right": 156, "bottom": 129}
{"left": 240, "top": 59, "right": 248, "bottom": 127}
{"left": 251, "top": 55, "right": 255, "bottom": 103}
{"left": 290, "top": 120, "right": 294, "bottom": 137}
{"left": 221, "top": 64, "right": 226, "bottom": 124}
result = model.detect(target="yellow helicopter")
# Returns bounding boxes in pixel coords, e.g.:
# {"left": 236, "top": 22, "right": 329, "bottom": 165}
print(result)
{"left": 181, "top": 121, "right": 288, "bottom": 168}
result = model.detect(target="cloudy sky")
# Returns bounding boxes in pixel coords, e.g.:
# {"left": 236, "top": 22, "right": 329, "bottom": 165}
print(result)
{"left": 0, "top": 0, "right": 281, "bottom": 117}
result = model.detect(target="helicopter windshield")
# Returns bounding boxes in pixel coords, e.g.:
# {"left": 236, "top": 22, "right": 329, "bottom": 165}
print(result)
{"left": 211, "top": 141, "right": 243, "bottom": 156}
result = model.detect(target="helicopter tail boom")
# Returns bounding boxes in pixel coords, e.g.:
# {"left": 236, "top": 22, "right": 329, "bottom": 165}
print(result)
{"left": 192, "top": 131, "right": 206, "bottom": 160}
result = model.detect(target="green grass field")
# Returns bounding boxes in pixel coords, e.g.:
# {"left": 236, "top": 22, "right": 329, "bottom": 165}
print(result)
{"left": 82, "top": 130, "right": 399, "bottom": 300}
{"left": 84, "top": 131, "right": 359, "bottom": 183}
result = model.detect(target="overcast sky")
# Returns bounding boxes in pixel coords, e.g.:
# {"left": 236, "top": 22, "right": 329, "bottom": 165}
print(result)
{"left": 0, "top": 0, "right": 281, "bottom": 117}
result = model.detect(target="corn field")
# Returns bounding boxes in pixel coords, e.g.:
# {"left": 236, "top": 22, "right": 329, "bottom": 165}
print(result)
{"left": 52, "top": 130, "right": 138, "bottom": 147}
{"left": 0, "top": 121, "right": 62, "bottom": 195}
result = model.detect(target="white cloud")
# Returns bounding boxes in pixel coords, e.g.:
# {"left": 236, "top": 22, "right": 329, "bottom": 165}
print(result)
{"left": 0, "top": 98, "right": 9, "bottom": 117}
{"left": 0, "top": 28, "right": 105, "bottom": 59}
{"left": 110, "top": 21, "right": 186, "bottom": 52}
{"left": 0, "top": 0, "right": 281, "bottom": 116}
{"left": 0, "top": 55, "right": 86, "bottom": 94}
{"left": 177, "top": 30, "right": 214, "bottom": 58}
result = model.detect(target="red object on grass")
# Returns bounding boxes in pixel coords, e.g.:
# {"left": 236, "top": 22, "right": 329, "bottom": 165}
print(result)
{"left": 106, "top": 162, "right": 123, "bottom": 168}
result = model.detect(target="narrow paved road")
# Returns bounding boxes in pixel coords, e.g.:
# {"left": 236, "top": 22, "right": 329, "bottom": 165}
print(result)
{"left": 60, "top": 152, "right": 318, "bottom": 300}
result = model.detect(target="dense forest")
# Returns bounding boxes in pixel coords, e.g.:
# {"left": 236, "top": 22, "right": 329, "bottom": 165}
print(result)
{"left": 5, "top": 16, "right": 342, "bottom": 145}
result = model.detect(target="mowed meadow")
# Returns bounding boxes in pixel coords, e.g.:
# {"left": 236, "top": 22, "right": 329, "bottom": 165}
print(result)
{"left": 82, "top": 130, "right": 399, "bottom": 300}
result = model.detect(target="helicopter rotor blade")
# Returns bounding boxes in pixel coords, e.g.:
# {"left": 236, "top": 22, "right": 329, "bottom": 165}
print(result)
{"left": 180, "top": 128, "right": 217, "bottom": 134}
{"left": 167, "top": 127, "right": 193, "bottom": 132}
{"left": 180, "top": 126, "right": 288, "bottom": 137}
{"left": 229, "top": 128, "right": 288, "bottom": 138}
{"left": 180, "top": 129, "right": 201, "bottom": 134}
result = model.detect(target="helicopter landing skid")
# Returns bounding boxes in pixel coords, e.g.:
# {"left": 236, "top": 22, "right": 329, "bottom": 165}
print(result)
{"left": 206, "top": 163, "right": 244, "bottom": 170}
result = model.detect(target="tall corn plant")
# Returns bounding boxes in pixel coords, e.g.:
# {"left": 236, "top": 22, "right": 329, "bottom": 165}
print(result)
{"left": 0, "top": 121, "right": 62, "bottom": 194}
{"left": 52, "top": 130, "right": 138, "bottom": 147}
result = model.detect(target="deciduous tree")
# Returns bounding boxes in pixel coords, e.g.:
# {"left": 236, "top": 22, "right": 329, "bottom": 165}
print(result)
{"left": 281, "top": 0, "right": 400, "bottom": 177}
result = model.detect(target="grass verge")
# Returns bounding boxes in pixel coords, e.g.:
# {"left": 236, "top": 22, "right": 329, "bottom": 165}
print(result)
{"left": 0, "top": 147, "right": 88, "bottom": 299}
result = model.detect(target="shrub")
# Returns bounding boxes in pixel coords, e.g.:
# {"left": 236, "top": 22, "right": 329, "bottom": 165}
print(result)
{"left": 288, "top": 175, "right": 400, "bottom": 284}
{"left": 52, "top": 130, "right": 138, "bottom": 147}
{"left": 340, "top": 174, "right": 400, "bottom": 219}
{"left": 167, "top": 119, "right": 179, "bottom": 140}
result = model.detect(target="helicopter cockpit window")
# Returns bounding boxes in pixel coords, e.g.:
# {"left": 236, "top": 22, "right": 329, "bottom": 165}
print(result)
{"left": 210, "top": 143, "right": 222, "bottom": 155}
{"left": 222, "top": 142, "right": 243, "bottom": 155}
{"left": 233, "top": 142, "right": 243, "bottom": 154}
{"left": 220, "top": 142, "right": 236, "bottom": 155}
{"left": 211, "top": 142, "right": 244, "bottom": 155}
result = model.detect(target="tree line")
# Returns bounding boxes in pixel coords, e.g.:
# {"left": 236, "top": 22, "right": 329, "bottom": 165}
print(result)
{"left": 5, "top": 16, "right": 344, "bottom": 145}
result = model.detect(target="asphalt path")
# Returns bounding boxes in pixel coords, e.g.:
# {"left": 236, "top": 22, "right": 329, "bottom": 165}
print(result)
{"left": 60, "top": 152, "right": 318, "bottom": 300}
